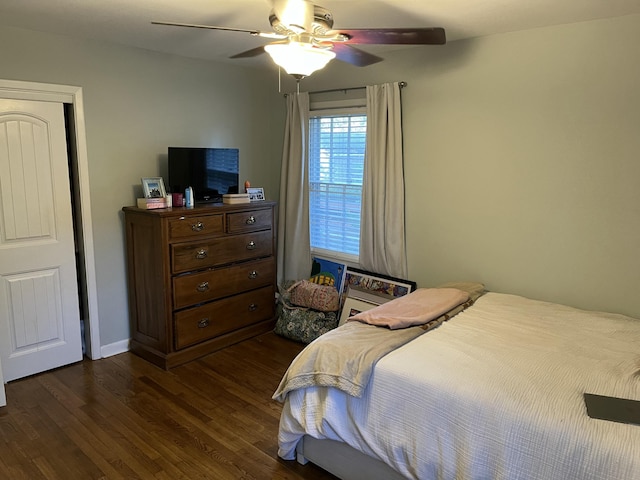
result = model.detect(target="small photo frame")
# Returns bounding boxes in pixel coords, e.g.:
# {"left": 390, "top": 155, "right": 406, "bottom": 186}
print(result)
{"left": 141, "top": 177, "right": 166, "bottom": 199}
{"left": 246, "top": 187, "right": 265, "bottom": 201}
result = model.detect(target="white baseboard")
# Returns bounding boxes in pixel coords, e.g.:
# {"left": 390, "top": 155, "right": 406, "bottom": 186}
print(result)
{"left": 100, "top": 339, "right": 130, "bottom": 359}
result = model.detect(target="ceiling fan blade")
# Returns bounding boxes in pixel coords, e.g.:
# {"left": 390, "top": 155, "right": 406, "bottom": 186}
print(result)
{"left": 230, "top": 40, "right": 289, "bottom": 59}
{"left": 337, "top": 27, "right": 446, "bottom": 45}
{"left": 151, "top": 21, "right": 285, "bottom": 39}
{"left": 230, "top": 46, "right": 267, "bottom": 59}
{"left": 331, "top": 44, "right": 383, "bottom": 67}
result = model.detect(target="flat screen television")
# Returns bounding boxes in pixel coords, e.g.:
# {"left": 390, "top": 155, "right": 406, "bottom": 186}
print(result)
{"left": 168, "top": 147, "right": 239, "bottom": 204}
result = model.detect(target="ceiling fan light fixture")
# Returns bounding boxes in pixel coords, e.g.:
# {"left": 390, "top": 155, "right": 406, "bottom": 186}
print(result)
{"left": 265, "top": 42, "right": 336, "bottom": 78}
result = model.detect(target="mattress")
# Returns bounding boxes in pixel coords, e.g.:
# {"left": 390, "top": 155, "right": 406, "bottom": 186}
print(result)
{"left": 277, "top": 292, "right": 640, "bottom": 479}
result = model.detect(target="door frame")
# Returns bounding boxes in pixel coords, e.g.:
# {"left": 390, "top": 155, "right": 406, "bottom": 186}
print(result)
{"left": 0, "top": 78, "right": 101, "bottom": 360}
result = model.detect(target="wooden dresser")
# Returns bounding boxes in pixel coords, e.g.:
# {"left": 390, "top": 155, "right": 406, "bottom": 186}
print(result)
{"left": 122, "top": 201, "right": 277, "bottom": 369}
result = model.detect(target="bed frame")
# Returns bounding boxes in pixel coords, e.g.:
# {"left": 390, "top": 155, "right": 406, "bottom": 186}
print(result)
{"left": 297, "top": 435, "right": 407, "bottom": 480}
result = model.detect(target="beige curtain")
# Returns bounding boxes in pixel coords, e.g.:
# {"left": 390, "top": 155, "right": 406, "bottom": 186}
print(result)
{"left": 277, "top": 92, "right": 312, "bottom": 284}
{"left": 359, "top": 82, "right": 408, "bottom": 278}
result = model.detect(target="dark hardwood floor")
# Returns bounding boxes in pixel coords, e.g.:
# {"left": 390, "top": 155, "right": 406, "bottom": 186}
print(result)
{"left": 0, "top": 332, "right": 337, "bottom": 480}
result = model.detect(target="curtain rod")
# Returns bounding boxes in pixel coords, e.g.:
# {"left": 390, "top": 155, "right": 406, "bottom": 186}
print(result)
{"left": 308, "top": 81, "right": 407, "bottom": 95}
{"left": 284, "top": 81, "right": 407, "bottom": 97}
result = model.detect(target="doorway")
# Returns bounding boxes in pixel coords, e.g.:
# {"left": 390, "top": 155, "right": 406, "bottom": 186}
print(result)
{"left": 0, "top": 79, "right": 101, "bottom": 393}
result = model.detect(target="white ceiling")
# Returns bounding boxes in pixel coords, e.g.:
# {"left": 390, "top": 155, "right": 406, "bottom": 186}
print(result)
{"left": 1, "top": 0, "right": 639, "bottom": 67}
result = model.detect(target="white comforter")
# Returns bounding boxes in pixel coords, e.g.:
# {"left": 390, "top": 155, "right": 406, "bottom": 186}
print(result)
{"left": 278, "top": 292, "right": 640, "bottom": 479}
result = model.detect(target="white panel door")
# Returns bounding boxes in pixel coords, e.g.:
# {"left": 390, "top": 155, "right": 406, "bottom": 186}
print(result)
{"left": 0, "top": 98, "right": 82, "bottom": 382}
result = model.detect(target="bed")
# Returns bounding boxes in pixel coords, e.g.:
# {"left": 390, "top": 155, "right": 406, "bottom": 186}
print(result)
{"left": 273, "top": 285, "right": 640, "bottom": 480}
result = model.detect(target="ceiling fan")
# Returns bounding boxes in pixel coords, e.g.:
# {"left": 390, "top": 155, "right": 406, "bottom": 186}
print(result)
{"left": 152, "top": 0, "right": 446, "bottom": 79}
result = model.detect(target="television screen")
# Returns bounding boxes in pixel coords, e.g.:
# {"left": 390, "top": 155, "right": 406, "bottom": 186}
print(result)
{"left": 168, "top": 147, "right": 239, "bottom": 204}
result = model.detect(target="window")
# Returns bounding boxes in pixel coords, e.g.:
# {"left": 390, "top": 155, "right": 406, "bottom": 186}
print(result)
{"left": 309, "top": 109, "right": 367, "bottom": 262}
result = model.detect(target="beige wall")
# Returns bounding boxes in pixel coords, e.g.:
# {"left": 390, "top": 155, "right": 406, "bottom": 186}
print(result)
{"left": 2, "top": 13, "right": 638, "bottom": 352}
{"left": 0, "top": 26, "right": 285, "bottom": 346}
{"left": 301, "top": 14, "right": 640, "bottom": 318}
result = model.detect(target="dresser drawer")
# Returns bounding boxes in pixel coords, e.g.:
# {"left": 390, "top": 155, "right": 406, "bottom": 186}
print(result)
{"left": 173, "top": 257, "right": 275, "bottom": 309}
{"left": 171, "top": 230, "right": 273, "bottom": 274}
{"left": 227, "top": 209, "right": 273, "bottom": 234}
{"left": 169, "top": 214, "right": 224, "bottom": 240}
{"left": 174, "top": 286, "right": 275, "bottom": 350}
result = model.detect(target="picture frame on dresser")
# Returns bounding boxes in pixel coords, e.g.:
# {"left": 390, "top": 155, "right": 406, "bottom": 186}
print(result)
{"left": 246, "top": 187, "right": 265, "bottom": 201}
{"left": 141, "top": 177, "right": 166, "bottom": 198}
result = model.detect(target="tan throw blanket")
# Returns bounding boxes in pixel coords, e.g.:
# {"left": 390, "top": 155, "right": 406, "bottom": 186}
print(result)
{"left": 273, "top": 320, "right": 432, "bottom": 401}
{"left": 273, "top": 283, "right": 485, "bottom": 401}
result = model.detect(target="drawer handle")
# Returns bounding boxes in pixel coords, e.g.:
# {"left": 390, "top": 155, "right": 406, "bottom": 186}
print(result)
{"left": 246, "top": 241, "right": 256, "bottom": 250}
{"left": 246, "top": 215, "right": 256, "bottom": 225}
{"left": 248, "top": 303, "right": 258, "bottom": 312}
{"left": 248, "top": 270, "right": 258, "bottom": 279}
{"left": 195, "top": 249, "right": 208, "bottom": 259}
{"left": 197, "top": 318, "right": 210, "bottom": 328}
{"left": 191, "top": 221, "right": 205, "bottom": 232}
{"left": 196, "top": 281, "right": 209, "bottom": 292}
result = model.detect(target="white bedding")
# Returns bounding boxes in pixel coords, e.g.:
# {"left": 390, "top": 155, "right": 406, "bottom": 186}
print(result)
{"left": 278, "top": 292, "right": 640, "bottom": 479}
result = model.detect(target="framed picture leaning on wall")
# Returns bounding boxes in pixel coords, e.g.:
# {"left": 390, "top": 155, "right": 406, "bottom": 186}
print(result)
{"left": 338, "top": 267, "right": 417, "bottom": 324}
{"left": 342, "top": 267, "right": 416, "bottom": 300}
{"left": 339, "top": 285, "right": 396, "bottom": 326}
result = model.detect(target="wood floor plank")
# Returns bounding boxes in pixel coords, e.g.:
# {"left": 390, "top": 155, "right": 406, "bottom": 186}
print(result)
{"left": 0, "top": 332, "right": 337, "bottom": 479}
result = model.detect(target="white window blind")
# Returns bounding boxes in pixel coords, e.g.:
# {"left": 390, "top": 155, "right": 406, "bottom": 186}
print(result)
{"left": 309, "top": 113, "right": 367, "bottom": 258}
